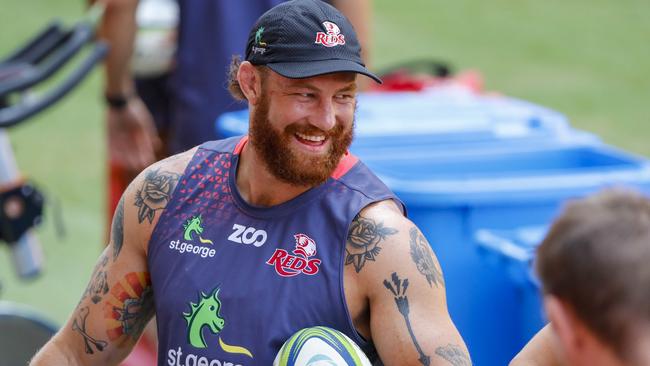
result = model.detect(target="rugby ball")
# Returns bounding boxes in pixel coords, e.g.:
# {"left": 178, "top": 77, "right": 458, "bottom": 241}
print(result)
{"left": 273, "top": 326, "right": 372, "bottom": 366}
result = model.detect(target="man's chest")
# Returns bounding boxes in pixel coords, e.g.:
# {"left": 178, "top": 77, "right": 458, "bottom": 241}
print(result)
{"left": 149, "top": 212, "right": 365, "bottom": 363}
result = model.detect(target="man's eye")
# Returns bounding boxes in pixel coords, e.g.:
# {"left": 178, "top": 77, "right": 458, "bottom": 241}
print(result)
{"left": 335, "top": 94, "right": 353, "bottom": 100}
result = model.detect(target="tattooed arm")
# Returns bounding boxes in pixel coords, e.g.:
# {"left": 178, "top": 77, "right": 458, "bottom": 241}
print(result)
{"left": 344, "top": 200, "right": 471, "bottom": 366}
{"left": 30, "top": 150, "right": 194, "bottom": 365}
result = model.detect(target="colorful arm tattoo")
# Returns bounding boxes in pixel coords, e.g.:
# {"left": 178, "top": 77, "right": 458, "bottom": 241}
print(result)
{"left": 103, "top": 272, "right": 155, "bottom": 347}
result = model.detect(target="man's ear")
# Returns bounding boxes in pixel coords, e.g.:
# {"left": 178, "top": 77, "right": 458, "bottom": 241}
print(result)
{"left": 237, "top": 61, "right": 263, "bottom": 105}
{"left": 545, "top": 295, "right": 583, "bottom": 360}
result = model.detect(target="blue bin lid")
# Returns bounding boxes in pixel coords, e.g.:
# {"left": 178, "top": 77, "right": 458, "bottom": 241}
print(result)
{"left": 365, "top": 145, "right": 650, "bottom": 206}
{"left": 353, "top": 91, "right": 568, "bottom": 137}
{"left": 215, "top": 91, "right": 582, "bottom": 146}
{"left": 474, "top": 226, "right": 547, "bottom": 287}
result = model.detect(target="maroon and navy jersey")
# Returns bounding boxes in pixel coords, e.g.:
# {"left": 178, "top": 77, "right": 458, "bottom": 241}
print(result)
{"left": 148, "top": 136, "right": 403, "bottom": 365}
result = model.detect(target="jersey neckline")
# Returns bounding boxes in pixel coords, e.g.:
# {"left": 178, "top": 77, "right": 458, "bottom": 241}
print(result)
{"left": 227, "top": 138, "right": 332, "bottom": 219}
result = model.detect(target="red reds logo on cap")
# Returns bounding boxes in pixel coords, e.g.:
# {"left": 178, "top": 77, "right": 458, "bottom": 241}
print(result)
{"left": 323, "top": 21, "right": 340, "bottom": 34}
{"left": 315, "top": 21, "right": 346, "bottom": 47}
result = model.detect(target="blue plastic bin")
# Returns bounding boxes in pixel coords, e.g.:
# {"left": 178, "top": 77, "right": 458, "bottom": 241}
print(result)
{"left": 474, "top": 226, "right": 547, "bottom": 342}
{"left": 215, "top": 91, "right": 600, "bottom": 152}
{"left": 362, "top": 145, "right": 650, "bottom": 366}
{"left": 215, "top": 92, "right": 623, "bottom": 365}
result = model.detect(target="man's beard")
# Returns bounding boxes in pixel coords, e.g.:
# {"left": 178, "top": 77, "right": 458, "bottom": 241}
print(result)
{"left": 248, "top": 95, "right": 353, "bottom": 187}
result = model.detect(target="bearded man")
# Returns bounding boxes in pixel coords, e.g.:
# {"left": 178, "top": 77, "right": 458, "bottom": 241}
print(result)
{"left": 30, "top": 1, "right": 470, "bottom": 365}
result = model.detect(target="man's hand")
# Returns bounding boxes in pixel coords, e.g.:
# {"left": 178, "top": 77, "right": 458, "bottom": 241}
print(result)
{"left": 107, "top": 96, "right": 161, "bottom": 173}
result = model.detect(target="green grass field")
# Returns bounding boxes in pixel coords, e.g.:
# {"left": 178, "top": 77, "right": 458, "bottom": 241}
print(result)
{"left": 0, "top": 0, "right": 648, "bottom": 325}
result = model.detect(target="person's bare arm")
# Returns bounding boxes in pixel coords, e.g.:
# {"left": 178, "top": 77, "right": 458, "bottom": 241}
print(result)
{"left": 346, "top": 201, "right": 471, "bottom": 365}
{"left": 332, "top": 0, "right": 373, "bottom": 90}
{"left": 332, "top": 0, "right": 372, "bottom": 65}
{"left": 30, "top": 150, "right": 194, "bottom": 365}
{"left": 510, "top": 324, "right": 566, "bottom": 366}
{"left": 92, "top": 0, "right": 160, "bottom": 172}
{"left": 94, "top": 0, "right": 138, "bottom": 97}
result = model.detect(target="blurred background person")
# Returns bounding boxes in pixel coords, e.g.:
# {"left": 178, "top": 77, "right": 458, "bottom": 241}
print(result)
{"left": 511, "top": 189, "right": 650, "bottom": 366}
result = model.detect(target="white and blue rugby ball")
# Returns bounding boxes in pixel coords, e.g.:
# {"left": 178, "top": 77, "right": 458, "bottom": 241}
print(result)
{"left": 273, "top": 326, "right": 372, "bottom": 366}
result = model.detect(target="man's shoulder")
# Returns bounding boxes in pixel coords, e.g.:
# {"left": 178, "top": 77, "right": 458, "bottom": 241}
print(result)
{"left": 161, "top": 136, "right": 244, "bottom": 174}
{"left": 354, "top": 199, "right": 410, "bottom": 249}
{"left": 344, "top": 200, "right": 410, "bottom": 274}
{"left": 149, "top": 147, "right": 197, "bottom": 177}
{"left": 120, "top": 148, "right": 199, "bottom": 253}
{"left": 357, "top": 199, "right": 405, "bottom": 222}
{"left": 347, "top": 199, "right": 447, "bottom": 296}
{"left": 126, "top": 148, "right": 197, "bottom": 221}
{"left": 334, "top": 157, "right": 401, "bottom": 203}
{"left": 199, "top": 136, "right": 247, "bottom": 155}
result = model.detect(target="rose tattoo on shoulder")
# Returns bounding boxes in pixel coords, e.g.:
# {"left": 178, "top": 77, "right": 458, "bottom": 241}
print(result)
{"left": 345, "top": 214, "right": 398, "bottom": 273}
{"left": 134, "top": 169, "right": 180, "bottom": 224}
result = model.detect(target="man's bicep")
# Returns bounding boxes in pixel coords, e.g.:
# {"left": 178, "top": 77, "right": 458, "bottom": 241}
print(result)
{"left": 82, "top": 158, "right": 184, "bottom": 355}
{"left": 32, "top": 154, "right": 189, "bottom": 364}
{"left": 65, "top": 163, "right": 175, "bottom": 358}
{"left": 366, "top": 218, "right": 471, "bottom": 365}
{"left": 34, "top": 190, "right": 154, "bottom": 364}
{"left": 369, "top": 271, "right": 470, "bottom": 365}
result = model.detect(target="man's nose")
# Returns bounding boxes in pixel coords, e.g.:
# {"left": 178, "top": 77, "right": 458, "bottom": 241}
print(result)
{"left": 310, "top": 99, "right": 337, "bottom": 132}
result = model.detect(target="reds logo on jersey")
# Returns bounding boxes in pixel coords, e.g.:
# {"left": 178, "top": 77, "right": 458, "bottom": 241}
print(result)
{"left": 315, "top": 21, "right": 346, "bottom": 48}
{"left": 266, "top": 234, "right": 322, "bottom": 277}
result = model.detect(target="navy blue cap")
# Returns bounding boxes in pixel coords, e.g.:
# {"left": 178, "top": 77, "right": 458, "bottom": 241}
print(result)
{"left": 245, "top": 0, "right": 381, "bottom": 83}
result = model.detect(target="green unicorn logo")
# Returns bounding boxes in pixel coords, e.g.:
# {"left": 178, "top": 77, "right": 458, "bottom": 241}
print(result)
{"left": 255, "top": 27, "right": 267, "bottom": 46}
{"left": 183, "top": 215, "right": 213, "bottom": 244}
{"left": 183, "top": 288, "right": 226, "bottom": 348}
{"left": 183, "top": 288, "right": 254, "bottom": 358}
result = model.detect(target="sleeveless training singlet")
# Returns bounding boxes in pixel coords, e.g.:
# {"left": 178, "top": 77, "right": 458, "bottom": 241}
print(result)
{"left": 148, "top": 136, "right": 403, "bottom": 365}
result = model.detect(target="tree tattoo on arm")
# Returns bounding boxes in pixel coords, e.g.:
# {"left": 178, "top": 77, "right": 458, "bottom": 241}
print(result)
{"left": 384, "top": 272, "right": 430, "bottom": 366}
{"left": 111, "top": 195, "right": 125, "bottom": 260}
{"left": 134, "top": 169, "right": 180, "bottom": 224}
{"left": 72, "top": 307, "right": 108, "bottom": 354}
{"left": 346, "top": 214, "right": 398, "bottom": 272}
{"left": 104, "top": 272, "right": 155, "bottom": 346}
{"left": 435, "top": 344, "right": 472, "bottom": 366}
{"left": 409, "top": 227, "right": 444, "bottom": 288}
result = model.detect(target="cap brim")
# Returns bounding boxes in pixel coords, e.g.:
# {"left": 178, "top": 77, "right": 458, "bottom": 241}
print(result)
{"left": 267, "top": 59, "right": 382, "bottom": 84}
